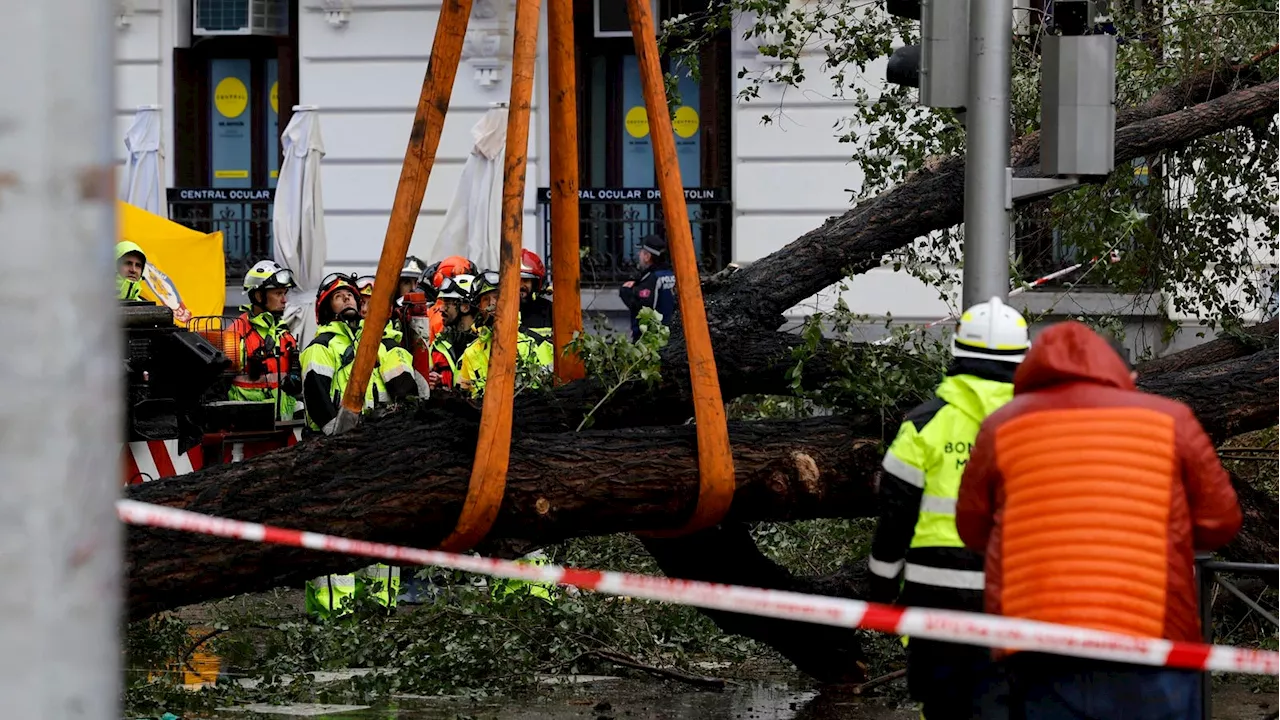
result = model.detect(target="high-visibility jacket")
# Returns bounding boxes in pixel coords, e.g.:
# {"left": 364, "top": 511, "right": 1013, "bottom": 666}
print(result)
{"left": 228, "top": 310, "right": 299, "bottom": 421}
{"left": 490, "top": 552, "right": 555, "bottom": 603}
{"left": 118, "top": 275, "right": 143, "bottom": 301}
{"left": 457, "top": 324, "right": 554, "bottom": 397}
{"left": 116, "top": 241, "right": 145, "bottom": 300}
{"left": 869, "top": 365, "right": 1016, "bottom": 608}
{"left": 429, "top": 329, "right": 469, "bottom": 389}
{"left": 305, "top": 564, "right": 401, "bottom": 619}
{"left": 300, "top": 320, "right": 422, "bottom": 433}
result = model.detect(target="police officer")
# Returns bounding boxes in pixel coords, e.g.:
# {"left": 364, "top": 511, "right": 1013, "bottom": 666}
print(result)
{"left": 619, "top": 234, "right": 676, "bottom": 340}
{"left": 866, "top": 296, "right": 1030, "bottom": 720}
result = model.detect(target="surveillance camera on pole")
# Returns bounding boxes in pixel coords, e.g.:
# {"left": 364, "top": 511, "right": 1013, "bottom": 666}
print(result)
{"left": 1041, "top": 0, "right": 1117, "bottom": 177}
{"left": 886, "top": 0, "right": 971, "bottom": 108}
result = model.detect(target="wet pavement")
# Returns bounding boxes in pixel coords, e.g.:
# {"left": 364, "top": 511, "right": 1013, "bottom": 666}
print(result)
{"left": 206, "top": 676, "right": 916, "bottom": 719}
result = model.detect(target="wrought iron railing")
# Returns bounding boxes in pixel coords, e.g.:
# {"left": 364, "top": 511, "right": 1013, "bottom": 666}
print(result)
{"left": 536, "top": 187, "right": 733, "bottom": 286}
{"left": 167, "top": 188, "right": 275, "bottom": 282}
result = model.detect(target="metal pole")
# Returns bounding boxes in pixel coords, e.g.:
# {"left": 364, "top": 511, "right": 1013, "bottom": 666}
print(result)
{"left": 547, "top": 0, "right": 585, "bottom": 384}
{"left": 962, "top": 0, "right": 1013, "bottom": 308}
{"left": 1196, "top": 555, "right": 1214, "bottom": 720}
{"left": 0, "top": 1, "right": 121, "bottom": 716}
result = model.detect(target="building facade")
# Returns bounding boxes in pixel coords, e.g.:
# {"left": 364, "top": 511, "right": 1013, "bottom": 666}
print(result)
{"left": 114, "top": 0, "right": 1273, "bottom": 354}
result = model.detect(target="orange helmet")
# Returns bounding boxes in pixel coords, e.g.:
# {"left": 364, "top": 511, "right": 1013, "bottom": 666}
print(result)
{"left": 420, "top": 255, "right": 479, "bottom": 291}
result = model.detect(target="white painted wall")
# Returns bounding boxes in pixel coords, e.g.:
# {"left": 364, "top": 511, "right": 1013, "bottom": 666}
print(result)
{"left": 727, "top": 12, "right": 954, "bottom": 324}
{"left": 114, "top": 0, "right": 177, "bottom": 190}
{"left": 299, "top": 0, "right": 541, "bottom": 277}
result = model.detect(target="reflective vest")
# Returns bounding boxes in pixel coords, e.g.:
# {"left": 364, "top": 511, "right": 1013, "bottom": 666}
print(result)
{"left": 490, "top": 552, "right": 555, "bottom": 603}
{"left": 228, "top": 310, "right": 299, "bottom": 421}
{"left": 300, "top": 320, "right": 422, "bottom": 433}
{"left": 868, "top": 371, "right": 1014, "bottom": 598}
{"left": 305, "top": 564, "right": 401, "bottom": 619}
{"left": 457, "top": 324, "right": 554, "bottom": 397}
{"left": 118, "top": 275, "right": 142, "bottom": 301}
{"left": 430, "top": 333, "right": 465, "bottom": 388}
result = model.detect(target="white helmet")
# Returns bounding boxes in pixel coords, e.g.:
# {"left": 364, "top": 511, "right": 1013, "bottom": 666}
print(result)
{"left": 952, "top": 296, "right": 1030, "bottom": 364}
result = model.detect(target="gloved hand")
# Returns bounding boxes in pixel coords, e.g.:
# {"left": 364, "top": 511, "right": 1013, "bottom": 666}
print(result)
{"left": 868, "top": 572, "right": 902, "bottom": 606}
{"left": 246, "top": 347, "right": 270, "bottom": 381}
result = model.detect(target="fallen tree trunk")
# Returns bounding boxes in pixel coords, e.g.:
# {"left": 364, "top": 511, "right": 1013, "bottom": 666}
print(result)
{"left": 125, "top": 411, "right": 887, "bottom": 622}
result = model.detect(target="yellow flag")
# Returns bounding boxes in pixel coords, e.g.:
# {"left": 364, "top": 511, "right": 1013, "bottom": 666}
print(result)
{"left": 117, "top": 201, "right": 226, "bottom": 326}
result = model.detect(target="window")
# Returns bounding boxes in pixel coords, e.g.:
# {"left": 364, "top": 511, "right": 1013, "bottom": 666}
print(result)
{"left": 594, "top": 0, "right": 658, "bottom": 38}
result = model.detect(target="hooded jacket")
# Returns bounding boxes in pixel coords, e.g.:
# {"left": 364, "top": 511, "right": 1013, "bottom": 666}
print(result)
{"left": 116, "top": 241, "right": 146, "bottom": 300}
{"left": 957, "top": 321, "right": 1241, "bottom": 644}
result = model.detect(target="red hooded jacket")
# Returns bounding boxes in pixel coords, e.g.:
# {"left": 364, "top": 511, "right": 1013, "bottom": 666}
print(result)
{"left": 957, "top": 321, "right": 1241, "bottom": 644}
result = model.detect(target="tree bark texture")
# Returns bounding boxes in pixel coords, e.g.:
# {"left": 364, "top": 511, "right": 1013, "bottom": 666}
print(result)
{"left": 125, "top": 411, "right": 886, "bottom": 622}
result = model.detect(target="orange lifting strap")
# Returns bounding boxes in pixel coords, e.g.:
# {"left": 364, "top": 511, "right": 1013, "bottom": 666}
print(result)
{"left": 436, "top": 0, "right": 543, "bottom": 553}
{"left": 626, "top": 0, "right": 736, "bottom": 537}
{"left": 337, "top": 0, "right": 473, "bottom": 421}
{"left": 548, "top": 0, "right": 585, "bottom": 385}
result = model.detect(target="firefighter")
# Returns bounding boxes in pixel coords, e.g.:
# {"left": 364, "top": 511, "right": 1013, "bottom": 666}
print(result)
{"left": 427, "top": 273, "right": 478, "bottom": 390}
{"left": 229, "top": 261, "right": 303, "bottom": 421}
{"left": 300, "top": 273, "right": 423, "bottom": 437}
{"left": 116, "top": 241, "right": 147, "bottom": 300}
{"left": 619, "top": 235, "right": 676, "bottom": 340}
{"left": 490, "top": 550, "right": 556, "bottom": 604}
{"left": 417, "top": 255, "right": 480, "bottom": 345}
{"left": 457, "top": 270, "right": 554, "bottom": 396}
{"left": 356, "top": 275, "right": 376, "bottom": 318}
{"left": 398, "top": 256, "right": 428, "bottom": 300}
{"left": 518, "top": 249, "right": 553, "bottom": 339}
{"left": 865, "top": 296, "right": 1030, "bottom": 720}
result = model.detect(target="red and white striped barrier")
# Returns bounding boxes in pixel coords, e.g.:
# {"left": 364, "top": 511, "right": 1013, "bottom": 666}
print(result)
{"left": 117, "top": 499, "right": 1278, "bottom": 676}
{"left": 122, "top": 428, "right": 304, "bottom": 485}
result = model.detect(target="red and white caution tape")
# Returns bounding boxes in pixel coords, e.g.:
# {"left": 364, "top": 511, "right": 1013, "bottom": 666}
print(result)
{"left": 872, "top": 251, "right": 1123, "bottom": 346}
{"left": 117, "top": 499, "right": 1278, "bottom": 676}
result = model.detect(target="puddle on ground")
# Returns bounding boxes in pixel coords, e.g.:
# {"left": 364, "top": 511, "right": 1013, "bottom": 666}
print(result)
{"left": 204, "top": 676, "right": 916, "bottom": 720}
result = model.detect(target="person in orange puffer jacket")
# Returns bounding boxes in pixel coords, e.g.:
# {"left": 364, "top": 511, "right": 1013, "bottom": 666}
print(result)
{"left": 957, "top": 321, "right": 1241, "bottom": 720}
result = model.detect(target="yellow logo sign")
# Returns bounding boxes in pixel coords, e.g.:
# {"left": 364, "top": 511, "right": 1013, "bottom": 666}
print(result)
{"left": 625, "top": 106, "right": 649, "bottom": 139}
{"left": 214, "top": 77, "right": 248, "bottom": 119}
{"left": 270, "top": 81, "right": 279, "bottom": 114}
{"left": 673, "top": 106, "right": 700, "bottom": 138}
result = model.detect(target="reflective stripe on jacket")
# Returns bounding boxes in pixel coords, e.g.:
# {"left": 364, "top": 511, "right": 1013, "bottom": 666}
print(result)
{"left": 301, "top": 320, "right": 424, "bottom": 432}
{"left": 228, "top": 310, "right": 299, "bottom": 421}
{"left": 457, "top": 324, "right": 555, "bottom": 397}
{"left": 869, "top": 363, "right": 1015, "bottom": 607}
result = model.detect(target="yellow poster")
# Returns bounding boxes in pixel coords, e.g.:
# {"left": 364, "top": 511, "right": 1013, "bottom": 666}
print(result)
{"left": 117, "top": 200, "right": 226, "bottom": 326}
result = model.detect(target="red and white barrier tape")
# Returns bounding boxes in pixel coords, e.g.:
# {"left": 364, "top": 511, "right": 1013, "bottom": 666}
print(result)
{"left": 117, "top": 499, "right": 1278, "bottom": 676}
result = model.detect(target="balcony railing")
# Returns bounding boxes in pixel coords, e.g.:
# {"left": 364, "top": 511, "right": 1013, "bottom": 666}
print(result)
{"left": 536, "top": 187, "right": 733, "bottom": 286}
{"left": 167, "top": 188, "right": 275, "bottom": 282}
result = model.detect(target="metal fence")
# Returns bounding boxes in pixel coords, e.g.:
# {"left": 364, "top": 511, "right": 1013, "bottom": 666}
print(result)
{"left": 536, "top": 187, "right": 733, "bottom": 286}
{"left": 1196, "top": 556, "right": 1279, "bottom": 720}
{"left": 167, "top": 188, "right": 275, "bottom": 282}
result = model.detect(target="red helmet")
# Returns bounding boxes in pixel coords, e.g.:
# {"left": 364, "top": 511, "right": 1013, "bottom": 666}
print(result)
{"left": 316, "top": 272, "right": 361, "bottom": 323}
{"left": 519, "top": 249, "right": 546, "bottom": 291}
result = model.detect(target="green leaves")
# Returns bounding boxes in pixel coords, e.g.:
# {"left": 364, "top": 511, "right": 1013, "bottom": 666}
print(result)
{"left": 567, "top": 309, "right": 670, "bottom": 431}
